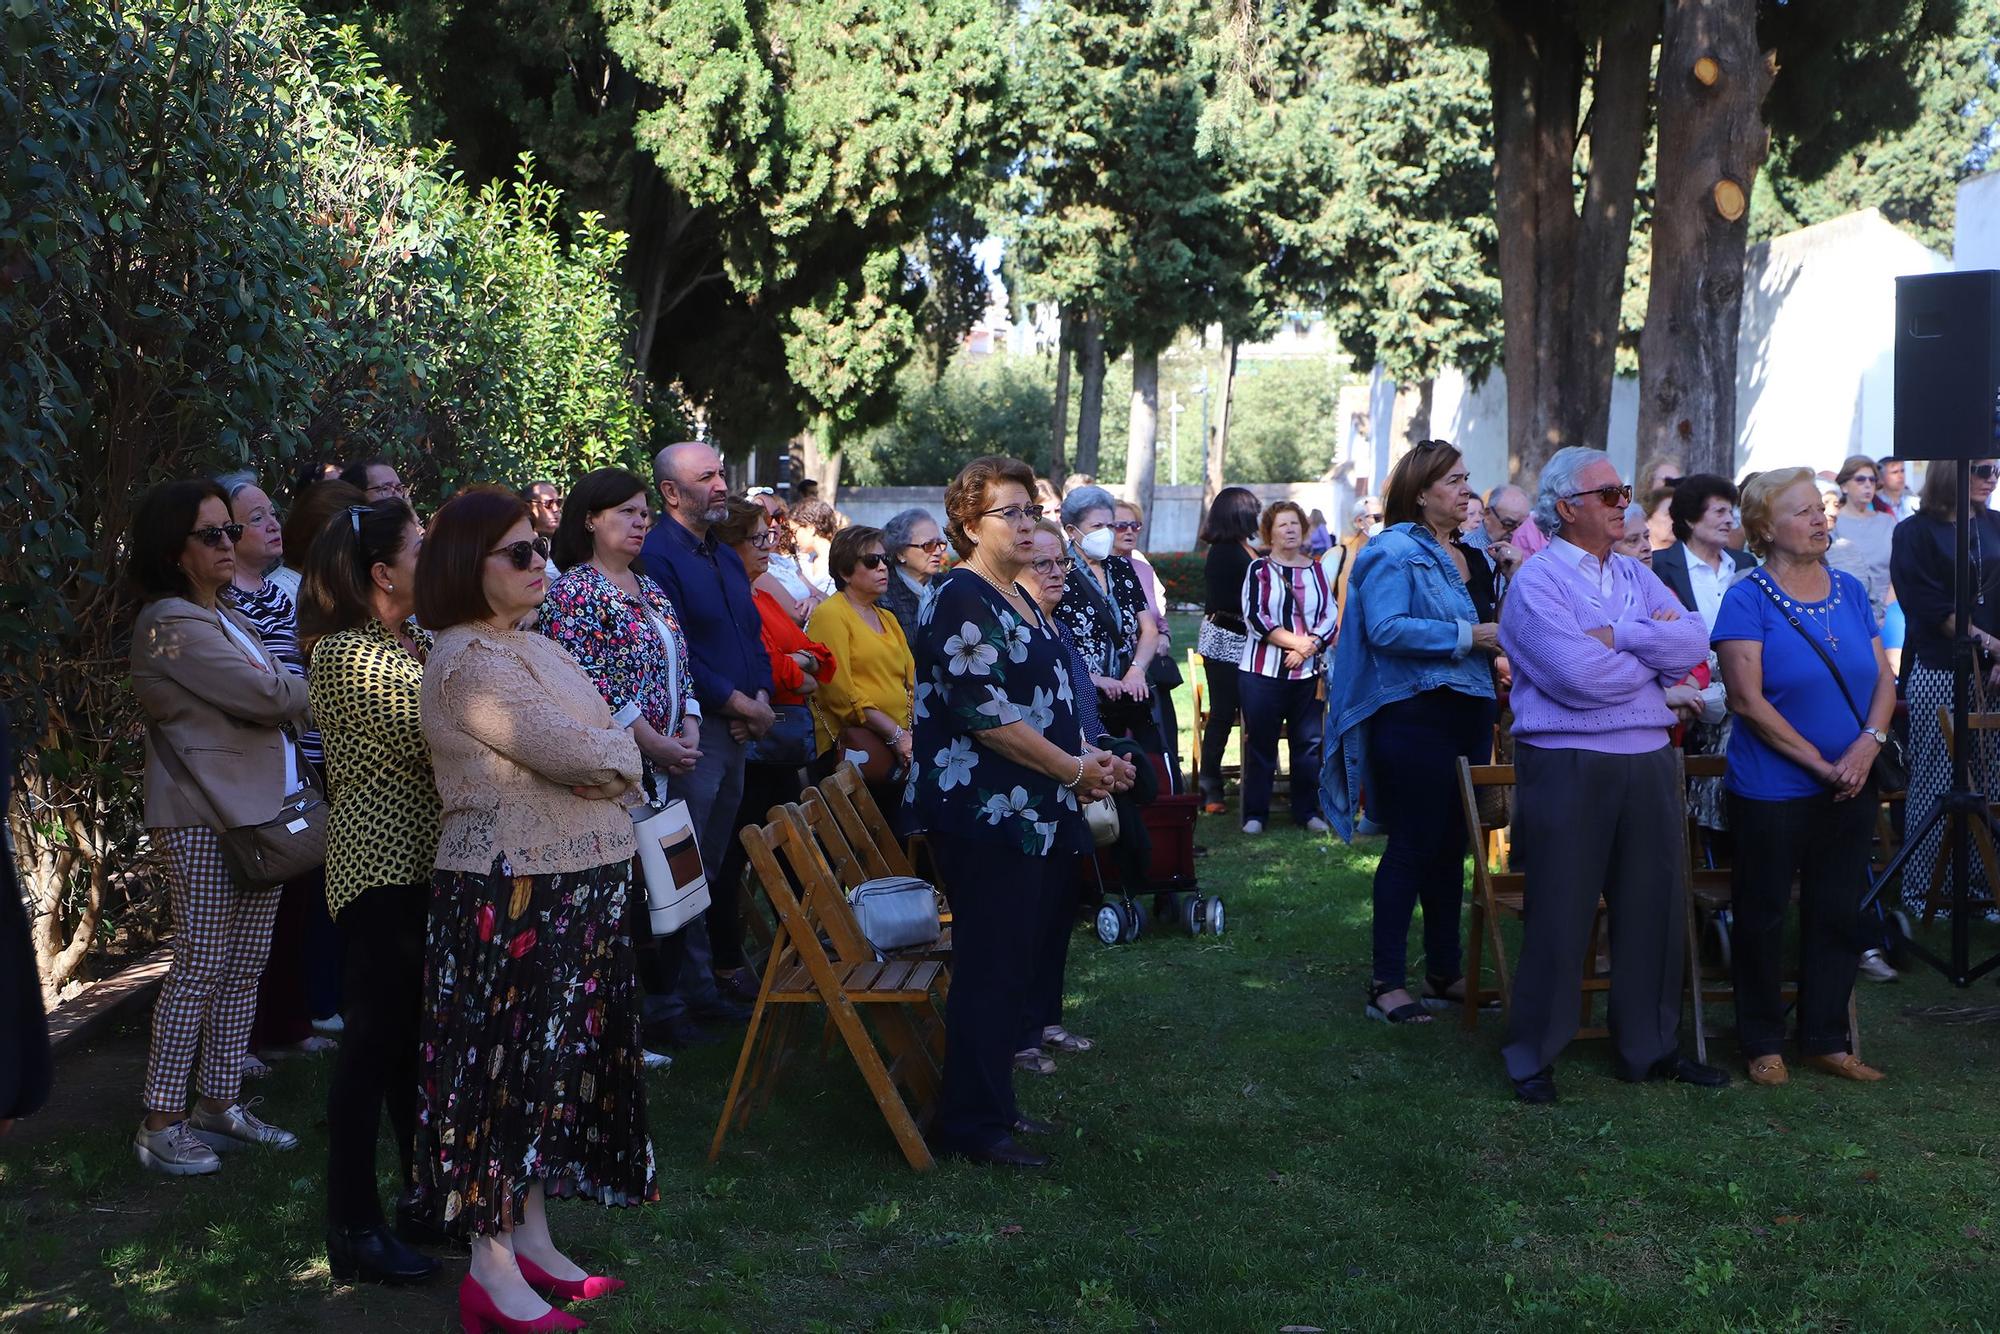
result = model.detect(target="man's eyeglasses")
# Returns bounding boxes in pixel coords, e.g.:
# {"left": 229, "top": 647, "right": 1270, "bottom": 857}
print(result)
{"left": 979, "top": 504, "right": 1045, "bottom": 524}
{"left": 1109, "top": 520, "right": 1142, "bottom": 533}
{"left": 190, "top": 523, "right": 245, "bottom": 548}
{"left": 489, "top": 536, "right": 551, "bottom": 570}
{"left": 1490, "top": 513, "right": 1525, "bottom": 534}
{"left": 1564, "top": 484, "right": 1634, "bottom": 508}
{"left": 369, "top": 481, "right": 407, "bottom": 499}
{"left": 1973, "top": 464, "right": 1999, "bottom": 481}
{"left": 906, "top": 538, "right": 949, "bottom": 554}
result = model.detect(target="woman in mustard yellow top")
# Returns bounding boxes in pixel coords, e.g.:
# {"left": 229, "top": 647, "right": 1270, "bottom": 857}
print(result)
{"left": 806, "top": 526, "right": 916, "bottom": 777}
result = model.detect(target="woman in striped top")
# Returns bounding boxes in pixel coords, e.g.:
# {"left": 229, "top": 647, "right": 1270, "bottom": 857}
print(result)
{"left": 1237, "top": 501, "right": 1335, "bottom": 833}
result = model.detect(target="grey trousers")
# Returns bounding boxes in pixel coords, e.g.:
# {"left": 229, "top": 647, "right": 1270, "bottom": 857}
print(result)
{"left": 666, "top": 713, "right": 750, "bottom": 1014}
{"left": 1501, "top": 743, "right": 1687, "bottom": 1082}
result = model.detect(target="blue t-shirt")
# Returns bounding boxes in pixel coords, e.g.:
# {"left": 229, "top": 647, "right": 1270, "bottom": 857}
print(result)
{"left": 1711, "top": 568, "right": 1880, "bottom": 801}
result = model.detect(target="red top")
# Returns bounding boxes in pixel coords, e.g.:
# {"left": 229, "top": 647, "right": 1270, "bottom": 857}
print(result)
{"left": 753, "top": 588, "right": 836, "bottom": 705}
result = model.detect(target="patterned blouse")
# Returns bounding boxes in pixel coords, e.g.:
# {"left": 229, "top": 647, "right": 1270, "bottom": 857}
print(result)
{"left": 1240, "top": 556, "right": 1338, "bottom": 680}
{"left": 905, "top": 569, "right": 1088, "bottom": 857}
{"left": 225, "top": 577, "right": 324, "bottom": 765}
{"left": 538, "top": 562, "right": 700, "bottom": 797}
{"left": 1053, "top": 550, "right": 1147, "bottom": 680}
{"left": 308, "top": 619, "right": 440, "bottom": 918}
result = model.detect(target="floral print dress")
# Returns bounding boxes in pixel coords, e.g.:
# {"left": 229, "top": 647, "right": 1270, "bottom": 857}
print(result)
{"left": 905, "top": 568, "right": 1089, "bottom": 858}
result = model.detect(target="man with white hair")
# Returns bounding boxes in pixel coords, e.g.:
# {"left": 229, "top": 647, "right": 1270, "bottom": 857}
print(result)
{"left": 1497, "top": 446, "right": 1726, "bottom": 1102}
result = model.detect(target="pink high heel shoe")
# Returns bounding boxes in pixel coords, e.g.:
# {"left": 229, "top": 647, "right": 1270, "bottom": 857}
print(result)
{"left": 457, "top": 1273, "right": 586, "bottom": 1333}
{"left": 514, "top": 1253, "right": 626, "bottom": 1303}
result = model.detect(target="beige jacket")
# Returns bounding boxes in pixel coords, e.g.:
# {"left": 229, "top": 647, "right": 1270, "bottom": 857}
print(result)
{"left": 421, "top": 625, "right": 642, "bottom": 876}
{"left": 131, "top": 597, "right": 310, "bottom": 830}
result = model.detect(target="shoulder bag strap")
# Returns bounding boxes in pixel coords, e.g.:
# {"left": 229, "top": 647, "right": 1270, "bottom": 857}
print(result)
{"left": 1746, "top": 569, "right": 1868, "bottom": 729}
{"left": 1070, "top": 551, "right": 1128, "bottom": 673}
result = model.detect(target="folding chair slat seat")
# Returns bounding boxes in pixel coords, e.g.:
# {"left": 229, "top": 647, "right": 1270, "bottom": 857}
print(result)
{"left": 711, "top": 807, "right": 945, "bottom": 1171}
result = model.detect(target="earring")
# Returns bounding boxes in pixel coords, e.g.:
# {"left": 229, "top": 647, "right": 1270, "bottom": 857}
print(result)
{"left": 386, "top": 581, "right": 395, "bottom": 591}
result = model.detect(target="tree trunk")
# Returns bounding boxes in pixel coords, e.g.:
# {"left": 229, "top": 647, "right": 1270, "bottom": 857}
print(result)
{"left": 1637, "top": 1, "right": 1775, "bottom": 479}
{"left": 1074, "top": 309, "right": 1106, "bottom": 477}
{"left": 1124, "top": 348, "right": 1161, "bottom": 544}
{"left": 1205, "top": 337, "right": 1238, "bottom": 508}
{"left": 800, "top": 427, "right": 843, "bottom": 505}
{"left": 1488, "top": 2, "right": 1656, "bottom": 484}
{"left": 1048, "top": 307, "right": 1074, "bottom": 489}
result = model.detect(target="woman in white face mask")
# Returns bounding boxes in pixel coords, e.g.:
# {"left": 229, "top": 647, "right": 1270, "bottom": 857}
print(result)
{"left": 1054, "top": 485, "right": 1163, "bottom": 753}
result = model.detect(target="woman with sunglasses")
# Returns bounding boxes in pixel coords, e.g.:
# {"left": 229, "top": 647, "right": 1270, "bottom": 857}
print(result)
{"left": 806, "top": 526, "right": 916, "bottom": 806}
{"left": 410, "top": 486, "right": 651, "bottom": 1333}
{"left": 127, "top": 480, "right": 312, "bottom": 1177}
{"left": 1827, "top": 454, "right": 1897, "bottom": 630}
{"left": 880, "top": 506, "right": 947, "bottom": 638}
{"left": 1891, "top": 457, "right": 2000, "bottom": 921}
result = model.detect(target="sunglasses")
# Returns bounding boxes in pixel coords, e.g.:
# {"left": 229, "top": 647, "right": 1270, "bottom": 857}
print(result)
{"left": 906, "top": 538, "right": 949, "bottom": 554}
{"left": 1974, "top": 465, "right": 2000, "bottom": 481}
{"left": 190, "top": 523, "right": 245, "bottom": 548}
{"left": 979, "top": 504, "right": 1045, "bottom": 524}
{"left": 1564, "top": 484, "right": 1634, "bottom": 508}
{"left": 853, "top": 552, "right": 890, "bottom": 571}
{"left": 1109, "top": 520, "right": 1142, "bottom": 533}
{"left": 489, "top": 536, "right": 551, "bottom": 570}
{"left": 1849, "top": 474, "right": 1877, "bottom": 485}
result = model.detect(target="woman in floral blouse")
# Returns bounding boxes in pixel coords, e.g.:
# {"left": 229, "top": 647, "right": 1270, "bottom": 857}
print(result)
{"left": 1053, "top": 484, "right": 1162, "bottom": 752}
{"left": 908, "top": 456, "right": 1118, "bottom": 1170}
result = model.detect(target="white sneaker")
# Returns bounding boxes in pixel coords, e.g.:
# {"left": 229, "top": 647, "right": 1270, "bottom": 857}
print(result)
{"left": 1304, "top": 816, "right": 1329, "bottom": 833}
{"left": 134, "top": 1119, "right": 222, "bottom": 1176}
{"left": 1858, "top": 949, "right": 1899, "bottom": 983}
{"left": 642, "top": 1048, "right": 674, "bottom": 1072}
{"left": 310, "top": 1013, "right": 345, "bottom": 1036}
{"left": 1242, "top": 820, "right": 1265, "bottom": 835}
{"left": 188, "top": 1098, "right": 298, "bottom": 1152}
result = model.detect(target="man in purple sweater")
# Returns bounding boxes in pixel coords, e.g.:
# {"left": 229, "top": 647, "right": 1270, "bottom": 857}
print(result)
{"left": 1498, "top": 447, "right": 1729, "bottom": 1102}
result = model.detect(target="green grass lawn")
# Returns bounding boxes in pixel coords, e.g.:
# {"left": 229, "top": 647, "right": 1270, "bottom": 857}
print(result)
{"left": 8, "top": 651, "right": 2000, "bottom": 1330}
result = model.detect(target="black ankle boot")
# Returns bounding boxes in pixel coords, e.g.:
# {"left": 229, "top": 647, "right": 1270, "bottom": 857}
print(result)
{"left": 393, "top": 1194, "right": 460, "bottom": 1251}
{"left": 327, "top": 1223, "right": 442, "bottom": 1285}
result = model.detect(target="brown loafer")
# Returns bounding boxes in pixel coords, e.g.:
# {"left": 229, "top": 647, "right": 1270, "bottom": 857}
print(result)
{"left": 1804, "top": 1052, "right": 1885, "bottom": 1082}
{"left": 1746, "top": 1055, "right": 1789, "bottom": 1086}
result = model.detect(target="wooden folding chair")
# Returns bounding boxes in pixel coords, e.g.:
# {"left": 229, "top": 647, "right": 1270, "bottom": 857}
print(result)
{"left": 1188, "top": 647, "right": 1209, "bottom": 793}
{"left": 1678, "top": 752, "right": 1858, "bottom": 1063}
{"left": 796, "top": 787, "right": 951, "bottom": 1005}
{"left": 820, "top": 760, "right": 949, "bottom": 908}
{"left": 711, "top": 806, "right": 946, "bottom": 1171}
{"left": 1923, "top": 704, "right": 2000, "bottom": 922}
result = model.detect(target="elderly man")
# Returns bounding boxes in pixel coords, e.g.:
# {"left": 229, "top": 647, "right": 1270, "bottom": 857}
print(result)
{"left": 1333, "top": 495, "right": 1383, "bottom": 607}
{"left": 1498, "top": 446, "right": 1727, "bottom": 1102}
{"left": 1463, "top": 483, "right": 1531, "bottom": 595}
{"left": 638, "top": 442, "right": 774, "bottom": 1040}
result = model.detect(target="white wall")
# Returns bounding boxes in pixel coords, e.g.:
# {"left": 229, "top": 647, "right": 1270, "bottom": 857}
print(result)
{"left": 1955, "top": 170, "right": 2000, "bottom": 272}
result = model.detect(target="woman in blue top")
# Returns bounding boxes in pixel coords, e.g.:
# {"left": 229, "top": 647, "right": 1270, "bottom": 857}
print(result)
{"left": 1712, "top": 468, "right": 1894, "bottom": 1087}
{"left": 906, "top": 456, "right": 1118, "bottom": 1168}
{"left": 1320, "top": 441, "right": 1501, "bottom": 1025}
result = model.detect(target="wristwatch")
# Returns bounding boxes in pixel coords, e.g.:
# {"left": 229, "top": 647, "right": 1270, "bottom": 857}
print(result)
{"left": 1865, "top": 727, "right": 1891, "bottom": 744}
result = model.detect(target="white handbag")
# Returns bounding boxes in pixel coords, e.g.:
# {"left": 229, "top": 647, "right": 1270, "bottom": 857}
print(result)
{"left": 631, "top": 799, "right": 711, "bottom": 936}
{"left": 1084, "top": 796, "right": 1120, "bottom": 847}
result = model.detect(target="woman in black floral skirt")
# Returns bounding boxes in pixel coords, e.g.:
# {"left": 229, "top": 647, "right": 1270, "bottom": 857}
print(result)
{"left": 411, "top": 487, "right": 652, "bottom": 1334}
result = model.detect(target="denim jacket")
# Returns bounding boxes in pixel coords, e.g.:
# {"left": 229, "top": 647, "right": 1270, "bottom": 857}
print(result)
{"left": 1318, "top": 523, "right": 1496, "bottom": 841}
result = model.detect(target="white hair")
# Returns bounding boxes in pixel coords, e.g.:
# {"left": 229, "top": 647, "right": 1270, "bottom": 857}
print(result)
{"left": 1060, "top": 485, "right": 1117, "bottom": 530}
{"left": 1531, "top": 446, "right": 1613, "bottom": 539}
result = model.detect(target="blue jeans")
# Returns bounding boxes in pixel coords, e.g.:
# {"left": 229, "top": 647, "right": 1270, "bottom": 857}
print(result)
{"left": 1367, "top": 688, "right": 1495, "bottom": 987}
{"left": 1237, "top": 671, "right": 1323, "bottom": 825}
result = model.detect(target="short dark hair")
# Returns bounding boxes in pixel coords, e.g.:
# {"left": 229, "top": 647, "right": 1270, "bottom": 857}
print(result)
{"left": 712, "top": 496, "right": 769, "bottom": 549}
{"left": 829, "top": 525, "right": 885, "bottom": 591}
{"left": 551, "top": 467, "right": 647, "bottom": 570}
{"left": 1667, "top": 473, "right": 1739, "bottom": 542}
{"left": 127, "top": 479, "right": 229, "bottom": 602}
{"left": 1383, "top": 439, "right": 1463, "bottom": 527}
{"left": 522, "top": 479, "right": 559, "bottom": 499}
{"left": 942, "top": 455, "right": 1037, "bottom": 558}
{"left": 288, "top": 458, "right": 341, "bottom": 507}
{"left": 339, "top": 456, "right": 392, "bottom": 491}
{"left": 298, "top": 499, "right": 418, "bottom": 658}
{"left": 790, "top": 498, "right": 838, "bottom": 539}
{"left": 415, "top": 486, "right": 531, "bottom": 631}
{"left": 285, "top": 479, "right": 368, "bottom": 570}
{"left": 1199, "top": 486, "right": 1262, "bottom": 546}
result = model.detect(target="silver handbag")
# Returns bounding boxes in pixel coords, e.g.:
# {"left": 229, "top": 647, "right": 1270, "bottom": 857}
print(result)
{"left": 847, "top": 876, "right": 941, "bottom": 954}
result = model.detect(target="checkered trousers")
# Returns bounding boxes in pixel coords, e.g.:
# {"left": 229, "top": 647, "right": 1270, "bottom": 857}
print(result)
{"left": 142, "top": 827, "right": 284, "bottom": 1114}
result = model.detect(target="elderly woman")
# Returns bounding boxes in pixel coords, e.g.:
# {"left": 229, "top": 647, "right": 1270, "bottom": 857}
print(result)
{"left": 1651, "top": 474, "right": 1753, "bottom": 623}
{"left": 752, "top": 492, "right": 814, "bottom": 624}
{"left": 298, "top": 498, "right": 442, "bottom": 1285}
{"left": 1827, "top": 454, "right": 1897, "bottom": 629}
{"left": 1616, "top": 503, "right": 1654, "bottom": 565}
{"left": 907, "top": 457, "right": 1118, "bottom": 1168}
{"left": 1713, "top": 468, "right": 1893, "bottom": 1085}
{"left": 1236, "top": 500, "right": 1336, "bottom": 834}
{"left": 412, "top": 487, "right": 650, "bottom": 1332}
{"left": 1321, "top": 442, "right": 1498, "bottom": 1024}
{"left": 1055, "top": 485, "right": 1162, "bottom": 752}
{"left": 128, "top": 480, "right": 310, "bottom": 1176}
{"left": 807, "top": 526, "right": 917, "bottom": 823}
{"left": 1497, "top": 447, "right": 1723, "bottom": 1103}
{"left": 880, "top": 506, "right": 947, "bottom": 638}
{"left": 1197, "top": 486, "right": 1263, "bottom": 813}
{"left": 1891, "top": 457, "right": 2000, "bottom": 915}
{"left": 1115, "top": 499, "right": 1183, "bottom": 784}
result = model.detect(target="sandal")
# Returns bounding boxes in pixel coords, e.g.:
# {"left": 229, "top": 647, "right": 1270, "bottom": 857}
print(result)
{"left": 1422, "top": 973, "right": 1499, "bottom": 1014}
{"left": 1041, "top": 1025, "right": 1095, "bottom": 1054}
{"left": 1365, "top": 981, "right": 1433, "bottom": 1025}
{"left": 1013, "top": 1048, "right": 1057, "bottom": 1076}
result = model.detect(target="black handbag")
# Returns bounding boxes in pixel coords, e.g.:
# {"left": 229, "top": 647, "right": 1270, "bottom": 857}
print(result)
{"left": 1748, "top": 571, "right": 1907, "bottom": 793}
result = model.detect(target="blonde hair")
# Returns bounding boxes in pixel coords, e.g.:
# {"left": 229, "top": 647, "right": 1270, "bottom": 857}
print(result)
{"left": 1737, "top": 466, "right": 1816, "bottom": 559}
{"left": 1114, "top": 497, "right": 1145, "bottom": 524}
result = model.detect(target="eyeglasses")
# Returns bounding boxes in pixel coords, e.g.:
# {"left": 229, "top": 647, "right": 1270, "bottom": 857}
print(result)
{"left": 1490, "top": 513, "right": 1524, "bottom": 534}
{"left": 1028, "top": 557, "right": 1063, "bottom": 576}
{"left": 368, "top": 480, "right": 407, "bottom": 499}
{"left": 979, "top": 504, "right": 1045, "bottom": 524}
{"left": 1563, "top": 484, "right": 1634, "bottom": 508}
{"left": 1974, "top": 465, "right": 1999, "bottom": 481}
{"left": 854, "top": 552, "right": 890, "bottom": 571}
{"left": 749, "top": 530, "right": 779, "bottom": 550}
{"left": 488, "top": 536, "right": 551, "bottom": 570}
{"left": 1109, "top": 520, "right": 1142, "bottom": 533}
{"left": 189, "top": 523, "right": 245, "bottom": 548}
{"left": 906, "top": 538, "right": 949, "bottom": 554}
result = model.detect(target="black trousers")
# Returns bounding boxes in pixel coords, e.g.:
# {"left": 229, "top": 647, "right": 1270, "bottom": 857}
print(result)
{"left": 325, "top": 883, "right": 427, "bottom": 1228}
{"left": 1022, "top": 857, "right": 1084, "bottom": 1049}
{"left": 1728, "top": 788, "right": 1871, "bottom": 1057}
{"left": 1198, "top": 656, "right": 1242, "bottom": 802}
{"left": 929, "top": 832, "right": 1064, "bottom": 1152}
{"left": 709, "top": 761, "right": 805, "bottom": 972}
{"left": 1238, "top": 672, "right": 1323, "bottom": 825}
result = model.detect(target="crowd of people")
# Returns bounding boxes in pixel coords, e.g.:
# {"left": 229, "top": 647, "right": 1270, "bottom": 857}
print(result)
{"left": 26, "top": 428, "right": 1984, "bottom": 1327}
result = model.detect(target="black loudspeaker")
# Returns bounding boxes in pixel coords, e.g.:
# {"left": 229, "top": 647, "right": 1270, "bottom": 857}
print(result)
{"left": 1894, "top": 270, "right": 2000, "bottom": 461}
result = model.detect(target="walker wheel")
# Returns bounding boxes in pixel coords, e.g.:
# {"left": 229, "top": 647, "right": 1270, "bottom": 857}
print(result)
{"left": 1206, "top": 896, "right": 1226, "bottom": 937}
{"left": 1094, "top": 904, "right": 1124, "bottom": 947}
{"left": 1125, "top": 898, "right": 1148, "bottom": 942}
{"left": 1182, "top": 894, "right": 1202, "bottom": 936}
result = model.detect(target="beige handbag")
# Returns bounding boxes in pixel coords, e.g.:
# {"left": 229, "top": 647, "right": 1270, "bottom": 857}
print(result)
{"left": 1084, "top": 796, "right": 1120, "bottom": 848}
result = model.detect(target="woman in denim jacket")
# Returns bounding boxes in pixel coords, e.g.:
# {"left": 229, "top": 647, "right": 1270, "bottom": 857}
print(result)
{"left": 1320, "top": 441, "right": 1502, "bottom": 1025}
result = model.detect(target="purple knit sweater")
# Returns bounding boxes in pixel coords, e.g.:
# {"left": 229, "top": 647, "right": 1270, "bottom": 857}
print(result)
{"left": 1498, "top": 544, "right": 1709, "bottom": 753}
